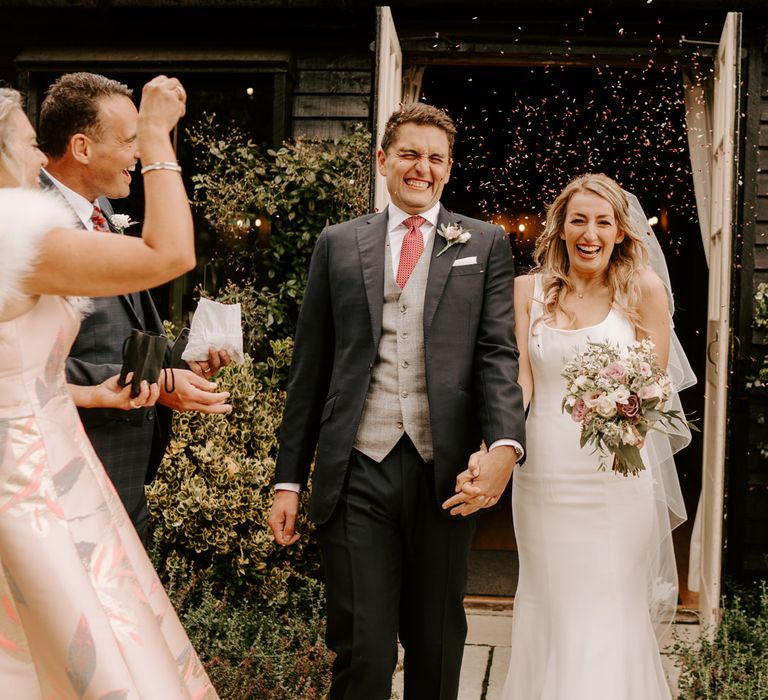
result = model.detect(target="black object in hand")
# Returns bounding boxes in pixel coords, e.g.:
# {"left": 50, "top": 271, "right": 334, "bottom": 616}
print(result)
{"left": 118, "top": 329, "right": 169, "bottom": 398}
{"left": 169, "top": 327, "right": 190, "bottom": 369}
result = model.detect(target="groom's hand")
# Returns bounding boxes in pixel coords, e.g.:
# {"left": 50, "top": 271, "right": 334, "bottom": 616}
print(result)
{"left": 268, "top": 491, "right": 301, "bottom": 546}
{"left": 442, "top": 445, "right": 517, "bottom": 516}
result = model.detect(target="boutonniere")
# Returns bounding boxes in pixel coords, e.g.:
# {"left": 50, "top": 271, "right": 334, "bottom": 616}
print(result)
{"left": 436, "top": 223, "right": 472, "bottom": 257}
{"left": 109, "top": 214, "right": 138, "bottom": 234}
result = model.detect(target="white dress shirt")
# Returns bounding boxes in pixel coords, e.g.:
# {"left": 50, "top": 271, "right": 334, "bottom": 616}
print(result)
{"left": 42, "top": 169, "right": 100, "bottom": 230}
{"left": 275, "top": 204, "right": 523, "bottom": 493}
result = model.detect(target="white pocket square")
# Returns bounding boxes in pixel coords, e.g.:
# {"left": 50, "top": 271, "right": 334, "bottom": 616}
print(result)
{"left": 452, "top": 256, "right": 477, "bottom": 267}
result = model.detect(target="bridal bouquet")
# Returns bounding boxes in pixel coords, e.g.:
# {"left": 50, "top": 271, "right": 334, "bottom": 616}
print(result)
{"left": 561, "top": 339, "right": 685, "bottom": 476}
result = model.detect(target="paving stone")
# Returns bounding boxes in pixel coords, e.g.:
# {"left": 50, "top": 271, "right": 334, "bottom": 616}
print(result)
{"left": 662, "top": 622, "right": 701, "bottom": 699}
{"left": 466, "top": 612, "right": 513, "bottom": 647}
{"left": 458, "top": 645, "right": 490, "bottom": 700}
{"left": 486, "top": 645, "right": 511, "bottom": 700}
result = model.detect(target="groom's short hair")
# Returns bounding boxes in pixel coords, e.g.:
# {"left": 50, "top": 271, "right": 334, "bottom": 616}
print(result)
{"left": 381, "top": 103, "right": 456, "bottom": 157}
{"left": 39, "top": 72, "right": 133, "bottom": 159}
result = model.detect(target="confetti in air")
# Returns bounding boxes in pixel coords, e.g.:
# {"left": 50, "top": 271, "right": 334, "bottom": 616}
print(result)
{"left": 420, "top": 59, "right": 706, "bottom": 263}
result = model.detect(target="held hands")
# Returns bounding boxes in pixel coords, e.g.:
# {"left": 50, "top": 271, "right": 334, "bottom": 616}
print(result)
{"left": 187, "top": 348, "right": 232, "bottom": 380}
{"left": 442, "top": 444, "right": 518, "bottom": 517}
{"left": 158, "top": 368, "right": 232, "bottom": 414}
{"left": 268, "top": 491, "right": 301, "bottom": 546}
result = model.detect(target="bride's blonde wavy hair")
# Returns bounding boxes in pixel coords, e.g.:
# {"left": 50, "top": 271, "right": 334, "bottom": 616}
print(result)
{"left": 531, "top": 173, "right": 648, "bottom": 329}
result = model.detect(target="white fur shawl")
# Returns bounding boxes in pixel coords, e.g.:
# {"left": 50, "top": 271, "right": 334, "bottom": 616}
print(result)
{"left": 0, "top": 187, "right": 91, "bottom": 315}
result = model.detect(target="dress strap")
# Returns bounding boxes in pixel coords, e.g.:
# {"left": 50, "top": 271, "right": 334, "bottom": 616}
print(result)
{"left": 527, "top": 273, "right": 546, "bottom": 333}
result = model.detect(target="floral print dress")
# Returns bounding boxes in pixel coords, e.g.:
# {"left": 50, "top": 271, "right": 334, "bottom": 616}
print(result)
{"left": 0, "top": 187, "right": 218, "bottom": 699}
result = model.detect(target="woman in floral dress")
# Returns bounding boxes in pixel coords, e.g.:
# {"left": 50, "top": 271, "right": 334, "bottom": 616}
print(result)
{"left": 0, "top": 77, "right": 218, "bottom": 699}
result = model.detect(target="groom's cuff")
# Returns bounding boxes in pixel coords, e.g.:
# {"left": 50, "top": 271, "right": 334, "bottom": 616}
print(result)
{"left": 275, "top": 482, "right": 301, "bottom": 493}
{"left": 488, "top": 439, "right": 524, "bottom": 461}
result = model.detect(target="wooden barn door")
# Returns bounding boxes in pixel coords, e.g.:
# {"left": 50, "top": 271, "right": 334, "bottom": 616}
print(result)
{"left": 697, "top": 11, "right": 742, "bottom": 630}
{"left": 372, "top": 6, "right": 402, "bottom": 213}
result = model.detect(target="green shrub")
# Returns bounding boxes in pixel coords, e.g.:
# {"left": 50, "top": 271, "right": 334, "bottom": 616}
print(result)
{"left": 188, "top": 117, "right": 371, "bottom": 345}
{"left": 673, "top": 583, "right": 768, "bottom": 698}
{"left": 147, "top": 343, "right": 319, "bottom": 605}
{"left": 163, "top": 568, "right": 332, "bottom": 700}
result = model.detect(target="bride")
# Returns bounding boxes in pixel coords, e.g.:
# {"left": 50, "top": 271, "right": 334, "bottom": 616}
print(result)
{"left": 501, "top": 174, "right": 693, "bottom": 699}
{"left": 0, "top": 79, "right": 218, "bottom": 697}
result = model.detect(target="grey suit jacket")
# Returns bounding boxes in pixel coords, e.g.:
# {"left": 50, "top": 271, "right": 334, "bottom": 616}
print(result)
{"left": 275, "top": 205, "right": 526, "bottom": 524}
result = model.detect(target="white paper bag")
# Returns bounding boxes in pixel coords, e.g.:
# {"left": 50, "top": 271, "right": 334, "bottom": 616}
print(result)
{"left": 181, "top": 298, "right": 244, "bottom": 364}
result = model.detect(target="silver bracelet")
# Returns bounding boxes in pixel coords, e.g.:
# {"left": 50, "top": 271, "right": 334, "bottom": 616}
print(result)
{"left": 141, "top": 161, "right": 182, "bottom": 175}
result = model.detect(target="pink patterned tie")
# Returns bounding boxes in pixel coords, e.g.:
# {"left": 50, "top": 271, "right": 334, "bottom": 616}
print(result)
{"left": 90, "top": 205, "right": 111, "bottom": 232}
{"left": 396, "top": 215, "right": 426, "bottom": 288}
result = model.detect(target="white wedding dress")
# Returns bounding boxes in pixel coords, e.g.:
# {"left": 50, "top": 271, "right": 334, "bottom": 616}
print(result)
{"left": 502, "top": 274, "right": 672, "bottom": 699}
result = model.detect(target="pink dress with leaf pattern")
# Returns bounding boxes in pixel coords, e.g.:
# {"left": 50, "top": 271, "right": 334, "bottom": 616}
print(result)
{"left": 0, "top": 187, "right": 218, "bottom": 699}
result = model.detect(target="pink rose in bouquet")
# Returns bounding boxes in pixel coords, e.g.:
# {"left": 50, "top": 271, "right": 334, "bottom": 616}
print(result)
{"left": 570, "top": 397, "right": 590, "bottom": 422}
{"left": 617, "top": 393, "right": 642, "bottom": 423}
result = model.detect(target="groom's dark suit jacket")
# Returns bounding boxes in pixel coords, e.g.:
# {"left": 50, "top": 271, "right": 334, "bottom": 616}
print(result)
{"left": 276, "top": 205, "right": 526, "bottom": 524}
{"left": 41, "top": 171, "right": 172, "bottom": 528}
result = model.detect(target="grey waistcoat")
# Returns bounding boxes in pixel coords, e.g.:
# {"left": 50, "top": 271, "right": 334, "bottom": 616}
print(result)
{"left": 353, "top": 232, "right": 435, "bottom": 462}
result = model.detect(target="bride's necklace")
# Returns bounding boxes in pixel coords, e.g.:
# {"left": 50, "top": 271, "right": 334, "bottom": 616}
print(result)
{"left": 568, "top": 278, "right": 604, "bottom": 300}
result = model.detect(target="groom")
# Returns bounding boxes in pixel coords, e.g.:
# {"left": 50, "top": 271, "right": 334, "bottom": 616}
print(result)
{"left": 268, "top": 103, "right": 526, "bottom": 700}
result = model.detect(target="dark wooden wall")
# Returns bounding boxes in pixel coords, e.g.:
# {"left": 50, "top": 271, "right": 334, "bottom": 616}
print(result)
{"left": 730, "top": 25, "right": 768, "bottom": 582}
{"left": 292, "top": 51, "right": 371, "bottom": 139}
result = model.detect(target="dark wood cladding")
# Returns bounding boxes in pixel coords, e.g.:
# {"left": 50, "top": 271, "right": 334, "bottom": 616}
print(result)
{"left": 291, "top": 52, "right": 372, "bottom": 139}
{"left": 735, "top": 28, "right": 768, "bottom": 582}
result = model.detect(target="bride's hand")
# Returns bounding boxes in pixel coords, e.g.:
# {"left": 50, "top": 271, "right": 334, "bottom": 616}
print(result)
{"left": 441, "top": 478, "right": 489, "bottom": 516}
{"left": 467, "top": 442, "right": 488, "bottom": 479}
{"left": 454, "top": 447, "right": 485, "bottom": 496}
{"left": 440, "top": 443, "right": 491, "bottom": 516}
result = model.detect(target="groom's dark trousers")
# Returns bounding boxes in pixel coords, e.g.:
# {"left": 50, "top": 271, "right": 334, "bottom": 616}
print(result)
{"left": 318, "top": 437, "right": 476, "bottom": 699}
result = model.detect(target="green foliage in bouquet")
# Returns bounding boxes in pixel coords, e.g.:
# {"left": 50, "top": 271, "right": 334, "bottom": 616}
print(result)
{"left": 187, "top": 117, "right": 371, "bottom": 345}
{"left": 673, "top": 583, "right": 768, "bottom": 699}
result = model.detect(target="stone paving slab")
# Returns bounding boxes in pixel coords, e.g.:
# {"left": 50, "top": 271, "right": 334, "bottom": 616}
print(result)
{"left": 463, "top": 613, "right": 510, "bottom": 700}
{"left": 459, "top": 646, "right": 491, "bottom": 700}
{"left": 486, "top": 646, "right": 511, "bottom": 699}
{"left": 466, "top": 611, "right": 513, "bottom": 647}
{"left": 391, "top": 609, "right": 700, "bottom": 700}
